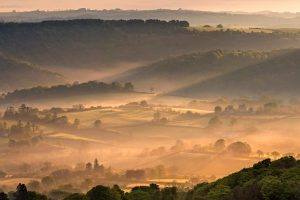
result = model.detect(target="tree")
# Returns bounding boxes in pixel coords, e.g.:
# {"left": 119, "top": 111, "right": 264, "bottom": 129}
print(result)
{"left": 94, "top": 158, "right": 100, "bottom": 169}
{"left": 207, "top": 185, "right": 231, "bottom": 200}
{"left": 41, "top": 176, "right": 55, "bottom": 188}
{"left": 93, "top": 158, "right": 104, "bottom": 173}
{"left": 15, "top": 183, "right": 28, "bottom": 200}
{"left": 208, "top": 116, "right": 223, "bottom": 128}
{"left": 48, "top": 190, "right": 70, "bottom": 200}
{"left": 231, "top": 182, "right": 264, "bottom": 200}
{"left": 259, "top": 176, "right": 285, "bottom": 200}
{"left": 73, "top": 119, "right": 80, "bottom": 128}
{"left": 161, "top": 187, "right": 177, "bottom": 200}
{"left": 28, "top": 180, "right": 41, "bottom": 191}
{"left": 86, "top": 162, "right": 93, "bottom": 171}
{"left": 227, "top": 142, "right": 252, "bottom": 156}
{"left": 125, "top": 190, "right": 151, "bottom": 200}
{"left": 28, "top": 191, "right": 47, "bottom": 200}
{"left": 214, "top": 106, "right": 222, "bottom": 114}
{"left": 264, "top": 102, "right": 279, "bottom": 113}
{"left": 140, "top": 100, "right": 148, "bottom": 107}
{"left": 94, "top": 120, "right": 102, "bottom": 128}
{"left": 256, "top": 150, "right": 264, "bottom": 158}
{"left": 224, "top": 105, "right": 235, "bottom": 113}
{"left": 170, "top": 140, "right": 185, "bottom": 152}
{"left": 238, "top": 104, "right": 247, "bottom": 112}
{"left": 86, "top": 185, "right": 121, "bottom": 200}
{"left": 124, "top": 82, "right": 134, "bottom": 91}
{"left": 216, "top": 24, "right": 224, "bottom": 28}
{"left": 153, "top": 112, "right": 161, "bottom": 122}
{"left": 0, "top": 192, "right": 9, "bottom": 200}
{"left": 112, "top": 185, "right": 124, "bottom": 200}
{"left": 214, "top": 139, "right": 226, "bottom": 152}
{"left": 64, "top": 193, "right": 87, "bottom": 200}
{"left": 271, "top": 151, "right": 281, "bottom": 160}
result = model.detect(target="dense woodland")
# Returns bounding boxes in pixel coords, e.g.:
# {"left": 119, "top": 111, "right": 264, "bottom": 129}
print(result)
{"left": 0, "top": 81, "right": 135, "bottom": 103}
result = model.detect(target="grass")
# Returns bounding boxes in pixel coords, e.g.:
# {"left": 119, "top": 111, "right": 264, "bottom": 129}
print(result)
{"left": 46, "top": 132, "right": 106, "bottom": 144}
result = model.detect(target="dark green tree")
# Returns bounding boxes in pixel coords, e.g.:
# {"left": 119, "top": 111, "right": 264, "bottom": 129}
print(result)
{"left": 87, "top": 185, "right": 121, "bottom": 200}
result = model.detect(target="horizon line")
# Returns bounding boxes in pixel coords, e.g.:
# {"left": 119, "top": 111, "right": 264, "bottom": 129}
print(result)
{"left": 0, "top": 8, "right": 299, "bottom": 15}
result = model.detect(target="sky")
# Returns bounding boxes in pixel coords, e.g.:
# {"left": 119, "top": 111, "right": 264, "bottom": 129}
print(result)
{"left": 0, "top": 0, "right": 300, "bottom": 13}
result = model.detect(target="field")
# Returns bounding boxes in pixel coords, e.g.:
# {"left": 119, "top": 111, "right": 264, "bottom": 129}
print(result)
{"left": 1, "top": 93, "right": 300, "bottom": 193}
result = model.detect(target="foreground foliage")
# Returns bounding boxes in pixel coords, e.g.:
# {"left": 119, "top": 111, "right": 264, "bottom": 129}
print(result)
{"left": 1, "top": 157, "right": 299, "bottom": 200}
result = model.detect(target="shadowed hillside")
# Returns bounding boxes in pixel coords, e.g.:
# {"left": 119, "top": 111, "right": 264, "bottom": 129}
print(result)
{"left": 171, "top": 49, "right": 300, "bottom": 98}
{"left": 1, "top": 19, "right": 300, "bottom": 75}
{"left": 110, "top": 50, "right": 277, "bottom": 92}
{"left": 0, "top": 53, "right": 65, "bottom": 92}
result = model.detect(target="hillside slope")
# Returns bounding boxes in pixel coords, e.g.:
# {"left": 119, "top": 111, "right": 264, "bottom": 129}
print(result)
{"left": 0, "top": 53, "right": 65, "bottom": 92}
{"left": 172, "top": 49, "right": 300, "bottom": 98}
{"left": 110, "top": 50, "right": 277, "bottom": 92}
{"left": 1, "top": 19, "right": 300, "bottom": 73}
{"left": 187, "top": 157, "right": 300, "bottom": 200}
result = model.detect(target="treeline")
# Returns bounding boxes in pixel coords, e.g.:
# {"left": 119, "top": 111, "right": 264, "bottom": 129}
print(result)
{"left": 0, "top": 183, "right": 179, "bottom": 200}
{"left": 0, "top": 81, "right": 134, "bottom": 103}
{"left": 0, "top": 157, "right": 299, "bottom": 200}
{"left": 0, "top": 19, "right": 189, "bottom": 29}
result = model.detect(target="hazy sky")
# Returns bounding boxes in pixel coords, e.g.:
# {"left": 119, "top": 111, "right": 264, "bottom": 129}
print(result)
{"left": 0, "top": 0, "right": 300, "bottom": 12}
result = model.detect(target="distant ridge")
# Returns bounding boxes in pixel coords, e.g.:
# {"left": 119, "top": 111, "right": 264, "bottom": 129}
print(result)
{"left": 110, "top": 50, "right": 277, "bottom": 92}
{"left": 2, "top": 9, "right": 300, "bottom": 27}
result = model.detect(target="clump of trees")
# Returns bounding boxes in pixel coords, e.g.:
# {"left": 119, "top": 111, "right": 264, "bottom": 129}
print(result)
{"left": 3, "top": 104, "right": 72, "bottom": 129}
{"left": 152, "top": 112, "right": 168, "bottom": 125}
{"left": 227, "top": 141, "right": 252, "bottom": 156}
{"left": 207, "top": 116, "right": 223, "bottom": 128}
{"left": 0, "top": 117, "right": 44, "bottom": 148}
{"left": 212, "top": 100, "right": 297, "bottom": 116}
{"left": 177, "top": 111, "right": 201, "bottom": 119}
{"left": 120, "top": 100, "right": 151, "bottom": 109}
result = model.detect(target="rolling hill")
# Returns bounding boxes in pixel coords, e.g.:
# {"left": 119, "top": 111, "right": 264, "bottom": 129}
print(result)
{"left": 109, "top": 50, "right": 277, "bottom": 92}
{"left": 0, "top": 19, "right": 300, "bottom": 79}
{"left": 171, "top": 49, "right": 300, "bottom": 98}
{"left": 0, "top": 53, "right": 65, "bottom": 92}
